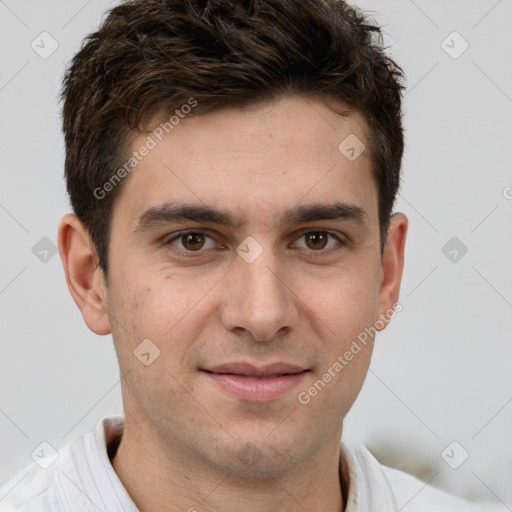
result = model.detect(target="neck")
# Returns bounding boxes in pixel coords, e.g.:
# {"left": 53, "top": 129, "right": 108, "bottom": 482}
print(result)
{"left": 111, "top": 417, "right": 346, "bottom": 512}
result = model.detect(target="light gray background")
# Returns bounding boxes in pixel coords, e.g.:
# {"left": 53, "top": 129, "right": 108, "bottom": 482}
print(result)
{"left": 0, "top": 0, "right": 511, "bottom": 506}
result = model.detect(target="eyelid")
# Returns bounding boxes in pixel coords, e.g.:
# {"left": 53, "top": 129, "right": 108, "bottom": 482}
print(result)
{"left": 292, "top": 227, "right": 345, "bottom": 242}
{"left": 164, "top": 229, "right": 218, "bottom": 253}
{"left": 290, "top": 229, "right": 345, "bottom": 253}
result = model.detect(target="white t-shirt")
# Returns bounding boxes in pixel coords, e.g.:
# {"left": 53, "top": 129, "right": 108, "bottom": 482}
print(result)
{"left": 0, "top": 417, "right": 505, "bottom": 511}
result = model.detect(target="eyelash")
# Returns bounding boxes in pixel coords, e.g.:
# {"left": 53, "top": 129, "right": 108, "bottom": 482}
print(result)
{"left": 163, "top": 229, "right": 345, "bottom": 259}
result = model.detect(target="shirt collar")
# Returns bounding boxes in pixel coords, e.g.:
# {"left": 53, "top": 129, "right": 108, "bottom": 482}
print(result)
{"left": 99, "top": 417, "right": 386, "bottom": 512}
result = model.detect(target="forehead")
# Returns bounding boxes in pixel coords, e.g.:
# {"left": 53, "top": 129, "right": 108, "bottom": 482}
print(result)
{"left": 113, "top": 95, "right": 377, "bottom": 229}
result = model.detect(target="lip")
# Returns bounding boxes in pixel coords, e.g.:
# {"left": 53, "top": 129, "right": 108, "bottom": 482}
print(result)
{"left": 202, "top": 362, "right": 309, "bottom": 402}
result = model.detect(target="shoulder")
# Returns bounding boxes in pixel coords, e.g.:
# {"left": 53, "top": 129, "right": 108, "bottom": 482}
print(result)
{"left": 0, "top": 417, "right": 131, "bottom": 512}
{"left": 348, "top": 445, "right": 507, "bottom": 512}
{"left": 0, "top": 419, "right": 113, "bottom": 511}
{"left": 0, "top": 440, "right": 77, "bottom": 511}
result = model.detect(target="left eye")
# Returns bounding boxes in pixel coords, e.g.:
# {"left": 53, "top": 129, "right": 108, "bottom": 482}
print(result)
{"left": 292, "top": 231, "right": 341, "bottom": 251}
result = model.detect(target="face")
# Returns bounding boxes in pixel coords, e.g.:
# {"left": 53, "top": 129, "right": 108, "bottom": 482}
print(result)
{"left": 71, "top": 96, "right": 405, "bottom": 478}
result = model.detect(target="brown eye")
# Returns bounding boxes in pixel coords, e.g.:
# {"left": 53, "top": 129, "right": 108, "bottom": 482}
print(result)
{"left": 181, "top": 232, "right": 205, "bottom": 251}
{"left": 304, "top": 232, "right": 329, "bottom": 250}
{"left": 292, "top": 231, "right": 342, "bottom": 253}
{"left": 181, "top": 233, "right": 204, "bottom": 251}
{"left": 166, "top": 231, "right": 216, "bottom": 254}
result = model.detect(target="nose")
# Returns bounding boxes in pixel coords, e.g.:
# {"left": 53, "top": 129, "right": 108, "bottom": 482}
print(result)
{"left": 219, "top": 245, "right": 300, "bottom": 343}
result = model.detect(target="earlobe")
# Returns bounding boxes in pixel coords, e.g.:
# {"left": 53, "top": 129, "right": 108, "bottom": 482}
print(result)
{"left": 58, "top": 214, "right": 111, "bottom": 335}
{"left": 376, "top": 212, "right": 408, "bottom": 331}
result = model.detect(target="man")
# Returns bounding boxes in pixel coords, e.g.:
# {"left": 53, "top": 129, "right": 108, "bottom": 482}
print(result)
{"left": 0, "top": 0, "right": 504, "bottom": 511}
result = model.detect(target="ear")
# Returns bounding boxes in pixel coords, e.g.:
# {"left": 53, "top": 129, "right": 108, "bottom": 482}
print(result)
{"left": 376, "top": 212, "right": 408, "bottom": 331}
{"left": 58, "top": 214, "right": 111, "bottom": 335}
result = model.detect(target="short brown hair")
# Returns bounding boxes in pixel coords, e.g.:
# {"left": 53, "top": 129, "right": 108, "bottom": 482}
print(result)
{"left": 61, "top": 0, "right": 405, "bottom": 280}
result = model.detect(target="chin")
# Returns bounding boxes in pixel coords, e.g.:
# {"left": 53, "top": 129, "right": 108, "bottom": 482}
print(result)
{"left": 204, "top": 430, "right": 318, "bottom": 480}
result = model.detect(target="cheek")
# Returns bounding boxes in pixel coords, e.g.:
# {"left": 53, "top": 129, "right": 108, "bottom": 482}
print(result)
{"left": 301, "top": 264, "right": 381, "bottom": 339}
{"left": 117, "top": 271, "right": 220, "bottom": 362}
{"left": 107, "top": 277, "right": 202, "bottom": 397}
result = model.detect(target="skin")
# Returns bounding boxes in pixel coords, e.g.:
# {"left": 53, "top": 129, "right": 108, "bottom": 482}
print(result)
{"left": 58, "top": 95, "right": 407, "bottom": 512}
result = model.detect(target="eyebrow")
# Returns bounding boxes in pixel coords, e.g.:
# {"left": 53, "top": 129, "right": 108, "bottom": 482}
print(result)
{"left": 135, "top": 201, "right": 367, "bottom": 232}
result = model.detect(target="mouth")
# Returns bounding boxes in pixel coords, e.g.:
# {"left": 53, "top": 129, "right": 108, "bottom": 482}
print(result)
{"left": 201, "top": 362, "right": 310, "bottom": 402}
